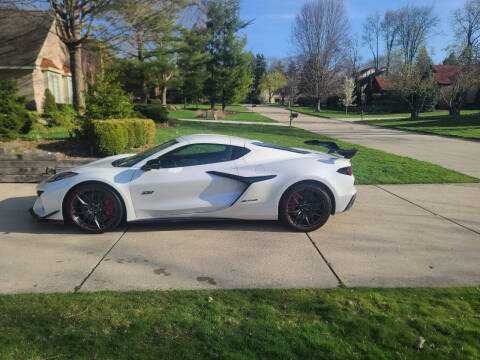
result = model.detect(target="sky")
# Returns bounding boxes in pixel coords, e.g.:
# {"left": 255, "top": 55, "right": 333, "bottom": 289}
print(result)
{"left": 239, "top": 0, "right": 464, "bottom": 65}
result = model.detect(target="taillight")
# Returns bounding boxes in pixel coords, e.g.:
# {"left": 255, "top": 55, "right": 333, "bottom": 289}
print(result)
{"left": 337, "top": 167, "right": 353, "bottom": 176}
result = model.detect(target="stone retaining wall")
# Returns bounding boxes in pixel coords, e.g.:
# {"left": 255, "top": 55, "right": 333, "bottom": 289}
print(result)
{"left": 0, "top": 153, "right": 93, "bottom": 183}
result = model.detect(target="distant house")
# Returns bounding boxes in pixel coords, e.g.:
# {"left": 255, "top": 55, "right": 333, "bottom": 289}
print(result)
{"left": 364, "top": 65, "right": 479, "bottom": 109}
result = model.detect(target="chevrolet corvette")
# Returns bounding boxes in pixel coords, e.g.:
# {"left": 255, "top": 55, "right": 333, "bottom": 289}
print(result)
{"left": 31, "top": 134, "right": 357, "bottom": 233}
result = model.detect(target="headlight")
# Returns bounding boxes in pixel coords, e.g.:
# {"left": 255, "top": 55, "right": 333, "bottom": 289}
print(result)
{"left": 46, "top": 171, "right": 78, "bottom": 183}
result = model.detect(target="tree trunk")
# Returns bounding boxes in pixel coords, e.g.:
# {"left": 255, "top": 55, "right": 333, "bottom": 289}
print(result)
{"left": 68, "top": 44, "right": 85, "bottom": 113}
{"left": 316, "top": 98, "right": 321, "bottom": 112}
{"left": 162, "top": 87, "right": 168, "bottom": 106}
{"left": 136, "top": 32, "right": 149, "bottom": 104}
{"left": 410, "top": 110, "right": 418, "bottom": 120}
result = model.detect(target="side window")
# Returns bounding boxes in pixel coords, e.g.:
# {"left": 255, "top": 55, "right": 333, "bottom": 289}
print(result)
{"left": 231, "top": 146, "right": 250, "bottom": 160}
{"left": 159, "top": 144, "right": 231, "bottom": 168}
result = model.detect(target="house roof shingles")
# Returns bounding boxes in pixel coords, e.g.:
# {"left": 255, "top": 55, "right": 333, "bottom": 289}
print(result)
{"left": 431, "top": 65, "right": 461, "bottom": 85}
{"left": 375, "top": 76, "right": 393, "bottom": 91}
{"left": 0, "top": 9, "right": 54, "bottom": 67}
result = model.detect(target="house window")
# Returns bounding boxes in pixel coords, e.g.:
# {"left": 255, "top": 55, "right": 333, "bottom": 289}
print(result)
{"left": 66, "top": 77, "right": 73, "bottom": 104}
{"left": 48, "top": 73, "right": 61, "bottom": 102}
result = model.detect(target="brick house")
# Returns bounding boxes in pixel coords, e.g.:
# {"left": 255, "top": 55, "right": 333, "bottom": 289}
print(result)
{"left": 368, "top": 65, "right": 479, "bottom": 108}
{"left": 0, "top": 9, "right": 73, "bottom": 112}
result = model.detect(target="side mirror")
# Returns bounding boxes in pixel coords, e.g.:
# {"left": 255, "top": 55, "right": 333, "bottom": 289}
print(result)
{"left": 141, "top": 159, "right": 161, "bottom": 171}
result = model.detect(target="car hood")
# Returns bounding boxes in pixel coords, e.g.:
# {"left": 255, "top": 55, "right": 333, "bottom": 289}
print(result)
{"left": 74, "top": 154, "right": 134, "bottom": 170}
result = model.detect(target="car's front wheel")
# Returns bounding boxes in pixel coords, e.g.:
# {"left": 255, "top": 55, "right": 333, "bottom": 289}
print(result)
{"left": 64, "top": 183, "right": 124, "bottom": 233}
{"left": 279, "top": 183, "right": 332, "bottom": 232}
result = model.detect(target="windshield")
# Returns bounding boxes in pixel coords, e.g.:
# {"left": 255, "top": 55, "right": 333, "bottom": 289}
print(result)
{"left": 113, "top": 139, "right": 179, "bottom": 167}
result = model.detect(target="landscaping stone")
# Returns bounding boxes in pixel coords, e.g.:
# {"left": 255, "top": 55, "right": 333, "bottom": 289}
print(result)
{"left": 0, "top": 152, "right": 92, "bottom": 183}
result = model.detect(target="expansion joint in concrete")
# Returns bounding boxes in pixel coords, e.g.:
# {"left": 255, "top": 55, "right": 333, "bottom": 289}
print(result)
{"left": 305, "top": 232, "right": 345, "bottom": 287}
{"left": 375, "top": 185, "right": 480, "bottom": 236}
{"left": 74, "top": 226, "right": 129, "bottom": 292}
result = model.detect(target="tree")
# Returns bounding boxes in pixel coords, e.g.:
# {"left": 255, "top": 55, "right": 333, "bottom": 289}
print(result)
{"left": 150, "top": 41, "right": 180, "bottom": 106}
{"left": 392, "top": 49, "right": 437, "bottom": 120}
{"left": 46, "top": 0, "right": 112, "bottom": 112}
{"left": 104, "top": 0, "right": 189, "bottom": 103}
{"left": 0, "top": 78, "right": 31, "bottom": 141}
{"left": 268, "top": 59, "right": 288, "bottom": 104}
{"left": 416, "top": 46, "right": 437, "bottom": 112}
{"left": 249, "top": 54, "right": 267, "bottom": 104}
{"left": 177, "top": 27, "right": 210, "bottom": 106}
{"left": 381, "top": 10, "right": 399, "bottom": 75}
{"left": 395, "top": 5, "right": 438, "bottom": 64}
{"left": 443, "top": 52, "right": 459, "bottom": 65}
{"left": 439, "top": 67, "right": 479, "bottom": 115}
{"left": 258, "top": 70, "right": 287, "bottom": 103}
{"left": 344, "top": 39, "right": 362, "bottom": 106}
{"left": 84, "top": 71, "right": 134, "bottom": 120}
{"left": 43, "top": 88, "right": 58, "bottom": 115}
{"left": 341, "top": 77, "right": 356, "bottom": 116}
{"left": 204, "top": 0, "right": 252, "bottom": 110}
{"left": 451, "top": 0, "right": 480, "bottom": 64}
{"left": 285, "top": 59, "right": 299, "bottom": 106}
{"left": 292, "top": 0, "right": 350, "bottom": 112}
{"left": 363, "top": 12, "right": 382, "bottom": 70}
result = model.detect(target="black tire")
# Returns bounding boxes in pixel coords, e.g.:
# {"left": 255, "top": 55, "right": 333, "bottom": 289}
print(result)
{"left": 279, "top": 183, "right": 332, "bottom": 232}
{"left": 64, "top": 183, "right": 124, "bottom": 233}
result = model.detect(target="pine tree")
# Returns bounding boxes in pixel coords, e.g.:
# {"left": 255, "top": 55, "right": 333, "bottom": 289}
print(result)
{"left": 177, "top": 27, "right": 210, "bottom": 107}
{"left": 249, "top": 54, "right": 267, "bottom": 104}
{"left": 42, "top": 88, "right": 58, "bottom": 115}
{"left": 204, "top": 0, "right": 252, "bottom": 110}
{"left": 85, "top": 72, "right": 134, "bottom": 120}
{"left": 0, "top": 79, "right": 31, "bottom": 140}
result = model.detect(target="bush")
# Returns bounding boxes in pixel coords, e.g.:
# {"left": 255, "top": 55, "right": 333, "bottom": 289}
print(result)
{"left": 46, "top": 103, "right": 77, "bottom": 129}
{"left": 92, "top": 121, "right": 128, "bottom": 155}
{"left": 134, "top": 104, "right": 169, "bottom": 123}
{"left": 85, "top": 71, "right": 134, "bottom": 120}
{"left": 0, "top": 78, "right": 32, "bottom": 141}
{"left": 119, "top": 119, "right": 155, "bottom": 148}
{"left": 148, "top": 99, "right": 163, "bottom": 105}
{"left": 91, "top": 118, "right": 155, "bottom": 155}
{"left": 42, "top": 88, "right": 58, "bottom": 115}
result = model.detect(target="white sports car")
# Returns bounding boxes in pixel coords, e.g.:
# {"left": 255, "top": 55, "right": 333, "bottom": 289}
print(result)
{"left": 31, "top": 134, "right": 357, "bottom": 233}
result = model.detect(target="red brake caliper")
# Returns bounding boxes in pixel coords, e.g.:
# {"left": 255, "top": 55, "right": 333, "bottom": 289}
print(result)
{"left": 288, "top": 193, "right": 300, "bottom": 212}
{"left": 104, "top": 199, "right": 114, "bottom": 217}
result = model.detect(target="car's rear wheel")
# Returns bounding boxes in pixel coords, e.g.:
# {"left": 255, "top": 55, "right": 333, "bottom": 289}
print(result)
{"left": 279, "top": 183, "right": 332, "bottom": 232}
{"left": 65, "top": 184, "right": 124, "bottom": 233}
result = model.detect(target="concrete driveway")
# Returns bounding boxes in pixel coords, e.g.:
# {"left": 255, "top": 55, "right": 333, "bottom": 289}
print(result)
{"left": 253, "top": 106, "right": 480, "bottom": 178}
{"left": 1, "top": 183, "right": 479, "bottom": 294}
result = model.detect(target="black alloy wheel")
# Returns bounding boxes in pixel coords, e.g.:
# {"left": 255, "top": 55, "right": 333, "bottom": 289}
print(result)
{"left": 65, "top": 184, "right": 124, "bottom": 233}
{"left": 279, "top": 183, "right": 332, "bottom": 232}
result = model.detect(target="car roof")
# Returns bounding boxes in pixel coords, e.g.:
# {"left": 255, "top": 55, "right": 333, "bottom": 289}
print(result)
{"left": 176, "top": 134, "right": 247, "bottom": 147}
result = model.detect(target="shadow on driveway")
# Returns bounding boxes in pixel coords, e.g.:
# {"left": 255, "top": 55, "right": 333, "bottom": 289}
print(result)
{"left": 0, "top": 196, "right": 290, "bottom": 235}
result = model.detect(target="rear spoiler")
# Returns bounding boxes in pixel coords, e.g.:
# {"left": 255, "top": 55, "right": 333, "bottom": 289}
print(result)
{"left": 304, "top": 140, "right": 358, "bottom": 159}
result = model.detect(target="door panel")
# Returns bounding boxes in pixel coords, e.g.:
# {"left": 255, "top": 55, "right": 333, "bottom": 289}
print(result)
{"left": 129, "top": 163, "right": 245, "bottom": 219}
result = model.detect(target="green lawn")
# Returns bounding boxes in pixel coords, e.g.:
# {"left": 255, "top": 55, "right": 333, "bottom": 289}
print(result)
{"left": 17, "top": 120, "right": 478, "bottom": 184}
{"left": 172, "top": 104, "right": 250, "bottom": 112}
{"left": 289, "top": 106, "right": 480, "bottom": 120}
{"left": 156, "top": 121, "right": 478, "bottom": 184}
{"left": 168, "top": 108, "right": 276, "bottom": 123}
{"left": 1, "top": 287, "right": 479, "bottom": 359}
{"left": 362, "top": 113, "right": 480, "bottom": 140}
{"left": 23, "top": 125, "right": 71, "bottom": 140}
